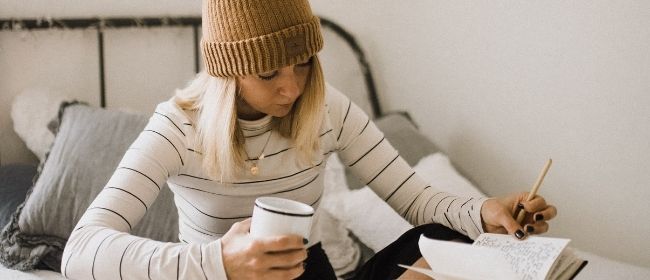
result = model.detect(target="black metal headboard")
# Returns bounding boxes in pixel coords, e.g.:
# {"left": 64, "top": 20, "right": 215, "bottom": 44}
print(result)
{"left": 0, "top": 16, "right": 382, "bottom": 117}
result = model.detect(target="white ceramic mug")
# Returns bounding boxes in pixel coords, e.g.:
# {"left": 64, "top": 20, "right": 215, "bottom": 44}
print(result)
{"left": 250, "top": 197, "right": 314, "bottom": 240}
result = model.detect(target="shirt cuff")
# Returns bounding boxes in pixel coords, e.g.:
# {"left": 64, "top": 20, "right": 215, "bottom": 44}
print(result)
{"left": 205, "top": 240, "right": 229, "bottom": 279}
{"left": 463, "top": 197, "right": 489, "bottom": 240}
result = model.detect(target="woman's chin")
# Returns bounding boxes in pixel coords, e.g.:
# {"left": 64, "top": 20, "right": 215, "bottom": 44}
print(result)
{"left": 271, "top": 104, "right": 294, "bottom": 117}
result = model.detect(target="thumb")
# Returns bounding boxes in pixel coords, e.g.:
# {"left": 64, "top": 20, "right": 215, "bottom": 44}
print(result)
{"left": 232, "top": 218, "right": 252, "bottom": 234}
{"left": 499, "top": 213, "right": 526, "bottom": 240}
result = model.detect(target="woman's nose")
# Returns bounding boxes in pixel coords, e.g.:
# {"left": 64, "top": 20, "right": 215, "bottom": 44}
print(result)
{"left": 278, "top": 69, "right": 301, "bottom": 99}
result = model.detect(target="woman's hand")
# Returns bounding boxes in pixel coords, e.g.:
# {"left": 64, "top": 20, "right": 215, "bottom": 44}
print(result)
{"left": 480, "top": 192, "right": 557, "bottom": 239}
{"left": 221, "top": 219, "right": 307, "bottom": 280}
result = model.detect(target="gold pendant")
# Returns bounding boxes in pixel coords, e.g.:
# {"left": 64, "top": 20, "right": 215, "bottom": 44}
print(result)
{"left": 250, "top": 164, "right": 259, "bottom": 175}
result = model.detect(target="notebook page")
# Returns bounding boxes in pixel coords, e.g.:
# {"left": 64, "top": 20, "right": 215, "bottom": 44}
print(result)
{"left": 417, "top": 235, "right": 518, "bottom": 280}
{"left": 547, "top": 248, "right": 577, "bottom": 280}
{"left": 552, "top": 248, "right": 587, "bottom": 280}
{"left": 556, "top": 260, "right": 586, "bottom": 280}
{"left": 473, "top": 233, "right": 570, "bottom": 280}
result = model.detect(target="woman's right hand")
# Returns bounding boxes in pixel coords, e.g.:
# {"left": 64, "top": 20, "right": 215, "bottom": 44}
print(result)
{"left": 220, "top": 218, "right": 308, "bottom": 280}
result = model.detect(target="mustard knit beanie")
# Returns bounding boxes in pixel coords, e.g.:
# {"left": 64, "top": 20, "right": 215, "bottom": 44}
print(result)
{"left": 201, "top": 0, "right": 324, "bottom": 77}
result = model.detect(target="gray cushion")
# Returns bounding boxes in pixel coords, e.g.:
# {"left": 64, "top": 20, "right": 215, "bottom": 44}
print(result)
{"left": 345, "top": 112, "right": 439, "bottom": 190}
{"left": 0, "top": 103, "right": 178, "bottom": 271}
{"left": 0, "top": 164, "right": 37, "bottom": 229}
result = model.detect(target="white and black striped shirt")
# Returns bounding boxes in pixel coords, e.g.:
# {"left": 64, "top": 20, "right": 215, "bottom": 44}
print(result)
{"left": 62, "top": 85, "right": 487, "bottom": 279}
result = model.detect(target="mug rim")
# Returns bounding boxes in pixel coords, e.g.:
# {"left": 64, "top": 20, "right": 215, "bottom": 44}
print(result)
{"left": 254, "top": 197, "right": 314, "bottom": 217}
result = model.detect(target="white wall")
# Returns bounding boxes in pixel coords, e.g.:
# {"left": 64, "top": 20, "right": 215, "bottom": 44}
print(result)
{"left": 0, "top": 0, "right": 198, "bottom": 18}
{"left": 0, "top": 0, "right": 202, "bottom": 165}
{"left": 312, "top": 0, "right": 650, "bottom": 268}
{"left": 1, "top": 0, "right": 649, "bottom": 268}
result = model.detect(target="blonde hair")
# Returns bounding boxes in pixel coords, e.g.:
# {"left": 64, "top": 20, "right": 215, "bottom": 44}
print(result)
{"left": 174, "top": 56, "right": 325, "bottom": 182}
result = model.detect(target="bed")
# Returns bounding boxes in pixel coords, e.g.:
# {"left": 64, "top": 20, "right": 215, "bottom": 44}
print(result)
{"left": 2, "top": 15, "right": 649, "bottom": 280}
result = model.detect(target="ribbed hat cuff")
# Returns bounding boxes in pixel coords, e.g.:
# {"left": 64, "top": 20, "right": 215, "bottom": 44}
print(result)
{"left": 202, "top": 16, "right": 323, "bottom": 77}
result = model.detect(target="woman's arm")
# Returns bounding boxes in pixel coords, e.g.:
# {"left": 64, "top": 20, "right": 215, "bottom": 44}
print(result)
{"left": 328, "top": 87, "right": 487, "bottom": 239}
{"left": 61, "top": 104, "right": 228, "bottom": 279}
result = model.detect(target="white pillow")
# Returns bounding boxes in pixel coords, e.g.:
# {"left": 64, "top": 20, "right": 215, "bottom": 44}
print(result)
{"left": 11, "top": 88, "right": 72, "bottom": 161}
{"left": 324, "top": 152, "right": 486, "bottom": 252}
{"left": 413, "top": 153, "right": 484, "bottom": 198}
{"left": 318, "top": 154, "right": 362, "bottom": 276}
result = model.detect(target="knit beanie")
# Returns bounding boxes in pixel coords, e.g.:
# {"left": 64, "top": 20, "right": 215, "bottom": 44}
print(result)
{"left": 201, "top": 0, "right": 324, "bottom": 77}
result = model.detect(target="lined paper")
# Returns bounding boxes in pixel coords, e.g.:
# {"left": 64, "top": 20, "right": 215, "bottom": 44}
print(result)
{"left": 473, "top": 233, "right": 570, "bottom": 280}
{"left": 408, "top": 234, "right": 572, "bottom": 280}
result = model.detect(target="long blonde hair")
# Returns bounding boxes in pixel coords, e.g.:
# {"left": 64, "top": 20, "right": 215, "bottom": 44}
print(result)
{"left": 174, "top": 56, "right": 325, "bottom": 182}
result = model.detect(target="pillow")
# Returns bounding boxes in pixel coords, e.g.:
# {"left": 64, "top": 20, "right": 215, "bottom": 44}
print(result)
{"left": 373, "top": 112, "right": 439, "bottom": 166}
{"left": 345, "top": 112, "right": 439, "bottom": 190}
{"left": 0, "top": 103, "right": 179, "bottom": 271}
{"left": 413, "top": 153, "right": 484, "bottom": 198}
{"left": 0, "top": 164, "right": 37, "bottom": 229}
{"left": 327, "top": 152, "right": 486, "bottom": 253}
{"left": 320, "top": 154, "right": 363, "bottom": 275}
{"left": 10, "top": 88, "right": 73, "bottom": 162}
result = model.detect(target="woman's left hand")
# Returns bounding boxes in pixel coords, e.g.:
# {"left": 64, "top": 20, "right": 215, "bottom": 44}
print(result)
{"left": 480, "top": 192, "right": 557, "bottom": 239}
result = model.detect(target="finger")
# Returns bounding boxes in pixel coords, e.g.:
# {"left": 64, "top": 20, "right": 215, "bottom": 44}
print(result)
{"left": 489, "top": 227, "right": 508, "bottom": 234}
{"left": 265, "top": 249, "right": 308, "bottom": 268}
{"left": 253, "top": 235, "right": 305, "bottom": 253}
{"left": 524, "top": 221, "right": 549, "bottom": 235}
{"left": 533, "top": 205, "right": 557, "bottom": 222}
{"left": 268, "top": 262, "right": 305, "bottom": 280}
{"left": 521, "top": 196, "right": 547, "bottom": 213}
{"left": 498, "top": 211, "right": 526, "bottom": 240}
{"left": 231, "top": 218, "right": 252, "bottom": 234}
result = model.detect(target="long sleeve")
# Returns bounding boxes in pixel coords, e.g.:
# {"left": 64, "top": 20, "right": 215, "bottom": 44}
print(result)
{"left": 61, "top": 105, "right": 229, "bottom": 279}
{"left": 328, "top": 86, "right": 488, "bottom": 239}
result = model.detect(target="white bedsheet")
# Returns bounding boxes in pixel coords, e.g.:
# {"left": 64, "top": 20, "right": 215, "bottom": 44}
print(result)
{"left": 0, "top": 263, "right": 65, "bottom": 280}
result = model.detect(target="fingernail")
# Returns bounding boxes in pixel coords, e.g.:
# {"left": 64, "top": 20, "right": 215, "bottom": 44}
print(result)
{"left": 515, "top": 229, "right": 525, "bottom": 239}
{"left": 303, "top": 238, "right": 309, "bottom": 245}
{"left": 535, "top": 214, "right": 544, "bottom": 221}
{"left": 517, "top": 203, "right": 524, "bottom": 209}
{"left": 525, "top": 225, "right": 535, "bottom": 233}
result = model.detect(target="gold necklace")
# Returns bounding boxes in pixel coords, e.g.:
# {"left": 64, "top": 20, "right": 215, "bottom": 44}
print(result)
{"left": 245, "top": 130, "right": 273, "bottom": 176}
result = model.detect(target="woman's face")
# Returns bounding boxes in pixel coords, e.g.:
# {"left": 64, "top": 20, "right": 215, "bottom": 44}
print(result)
{"left": 236, "top": 57, "right": 313, "bottom": 120}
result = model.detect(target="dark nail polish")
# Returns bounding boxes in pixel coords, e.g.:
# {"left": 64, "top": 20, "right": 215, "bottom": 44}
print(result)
{"left": 515, "top": 229, "right": 525, "bottom": 239}
{"left": 517, "top": 203, "right": 524, "bottom": 209}
{"left": 535, "top": 214, "right": 544, "bottom": 221}
{"left": 303, "top": 238, "right": 309, "bottom": 245}
{"left": 526, "top": 225, "right": 535, "bottom": 233}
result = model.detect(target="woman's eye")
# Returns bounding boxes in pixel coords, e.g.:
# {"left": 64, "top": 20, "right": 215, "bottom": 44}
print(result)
{"left": 297, "top": 57, "right": 313, "bottom": 67}
{"left": 258, "top": 71, "right": 278, "bottom": 80}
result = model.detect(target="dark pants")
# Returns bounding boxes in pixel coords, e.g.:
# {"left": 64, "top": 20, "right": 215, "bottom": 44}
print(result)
{"left": 298, "top": 242, "right": 338, "bottom": 279}
{"left": 300, "top": 223, "right": 472, "bottom": 280}
{"left": 352, "top": 223, "right": 472, "bottom": 279}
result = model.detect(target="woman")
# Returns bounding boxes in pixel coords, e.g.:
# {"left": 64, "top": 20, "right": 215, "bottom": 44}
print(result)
{"left": 62, "top": 0, "right": 557, "bottom": 279}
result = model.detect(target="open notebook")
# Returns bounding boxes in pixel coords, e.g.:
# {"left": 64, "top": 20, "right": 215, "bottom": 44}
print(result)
{"left": 400, "top": 233, "right": 588, "bottom": 280}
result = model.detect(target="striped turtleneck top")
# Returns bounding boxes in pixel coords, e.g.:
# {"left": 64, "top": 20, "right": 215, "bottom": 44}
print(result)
{"left": 62, "top": 85, "right": 487, "bottom": 279}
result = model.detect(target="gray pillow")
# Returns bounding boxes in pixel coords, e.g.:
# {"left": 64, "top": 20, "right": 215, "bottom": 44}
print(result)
{"left": 0, "top": 102, "right": 178, "bottom": 271}
{"left": 345, "top": 112, "right": 439, "bottom": 190}
{"left": 0, "top": 164, "right": 37, "bottom": 229}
